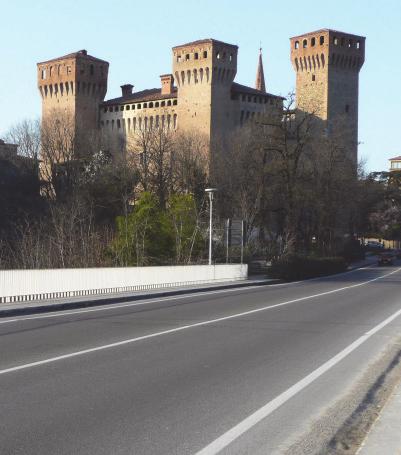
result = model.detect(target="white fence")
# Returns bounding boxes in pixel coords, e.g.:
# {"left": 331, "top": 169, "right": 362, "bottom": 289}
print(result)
{"left": 0, "top": 264, "right": 248, "bottom": 304}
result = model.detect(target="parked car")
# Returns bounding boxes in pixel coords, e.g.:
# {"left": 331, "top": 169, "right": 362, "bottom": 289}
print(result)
{"left": 378, "top": 252, "right": 395, "bottom": 266}
{"left": 365, "top": 241, "right": 384, "bottom": 251}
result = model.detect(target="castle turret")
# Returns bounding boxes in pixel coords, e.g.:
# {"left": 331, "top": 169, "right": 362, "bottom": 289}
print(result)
{"left": 172, "top": 39, "right": 238, "bottom": 144}
{"left": 37, "top": 50, "right": 109, "bottom": 152}
{"left": 290, "top": 29, "right": 365, "bottom": 163}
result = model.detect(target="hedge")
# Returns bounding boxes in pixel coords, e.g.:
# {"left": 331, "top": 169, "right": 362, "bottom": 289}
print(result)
{"left": 269, "top": 255, "right": 347, "bottom": 281}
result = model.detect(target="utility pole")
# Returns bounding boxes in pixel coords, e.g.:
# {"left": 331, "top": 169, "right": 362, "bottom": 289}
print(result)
{"left": 205, "top": 188, "right": 217, "bottom": 265}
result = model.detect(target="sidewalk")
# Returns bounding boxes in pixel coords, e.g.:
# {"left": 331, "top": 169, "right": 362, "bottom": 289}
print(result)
{"left": 0, "top": 276, "right": 274, "bottom": 318}
{"left": 357, "top": 378, "right": 401, "bottom": 454}
{"left": 0, "top": 257, "right": 378, "bottom": 319}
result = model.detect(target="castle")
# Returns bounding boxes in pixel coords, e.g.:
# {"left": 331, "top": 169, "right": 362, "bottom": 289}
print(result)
{"left": 37, "top": 29, "right": 365, "bottom": 161}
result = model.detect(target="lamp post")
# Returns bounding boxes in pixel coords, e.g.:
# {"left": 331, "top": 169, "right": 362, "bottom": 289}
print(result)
{"left": 205, "top": 188, "right": 217, "bottom": 265}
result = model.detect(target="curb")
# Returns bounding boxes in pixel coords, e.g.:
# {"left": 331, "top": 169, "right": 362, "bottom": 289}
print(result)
{"left": 0, "top": 279, "right": 276, "bottom": 318}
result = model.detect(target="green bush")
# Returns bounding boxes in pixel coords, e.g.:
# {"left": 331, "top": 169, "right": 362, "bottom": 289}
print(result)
{"left": 269, "top": 255, "right": 347, "bottom": 281}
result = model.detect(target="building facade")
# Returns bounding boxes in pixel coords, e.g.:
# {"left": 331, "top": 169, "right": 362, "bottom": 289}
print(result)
{"left": 389, "top": 156, "right": 401, "bottom": 171}
{"left": 37, "top": 29, "right": 365, "bottom": 162}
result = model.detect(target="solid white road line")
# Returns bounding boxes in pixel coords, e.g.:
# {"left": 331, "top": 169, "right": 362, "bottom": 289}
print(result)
{"left": 194, "top": 303, "right": 401, "bottom": 455}
{"left": 0, "top": 267, "right": 399, "bottom": 377}
{"left": 0, "top": 263, "right": 377, "bottom": 325}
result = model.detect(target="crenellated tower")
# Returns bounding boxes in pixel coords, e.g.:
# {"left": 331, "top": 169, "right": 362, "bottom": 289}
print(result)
{"left": 172, "top": 39, "right": 238, "bottom": 144}
{"left": 290, "top": 29, "right": 365, "bottom": 163}
{"left": 37, "top": 50, "right": 109, "bottom": 151}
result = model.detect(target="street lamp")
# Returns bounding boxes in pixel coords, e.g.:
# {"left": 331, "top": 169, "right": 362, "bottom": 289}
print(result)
{"left": 205, "top": 188, "right": 217, "bottom": 265}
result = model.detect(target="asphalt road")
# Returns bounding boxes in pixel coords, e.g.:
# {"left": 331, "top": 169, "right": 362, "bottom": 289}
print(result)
{"left": 1, "top": 264, "right": 401, "bottom": 454}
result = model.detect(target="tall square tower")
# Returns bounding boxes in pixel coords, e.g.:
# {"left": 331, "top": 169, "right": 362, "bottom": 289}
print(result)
{"left": 290, "top": 29, "right": 365, "bottom": 163}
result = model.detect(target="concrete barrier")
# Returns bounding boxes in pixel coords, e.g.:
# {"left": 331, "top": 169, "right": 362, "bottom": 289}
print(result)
{"left": 0, "top": 264, "right": 248, "bottom": 304}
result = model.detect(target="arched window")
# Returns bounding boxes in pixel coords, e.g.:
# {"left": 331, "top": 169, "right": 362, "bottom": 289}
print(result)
{"left": 41, "top": 68, "right": 47, "bottom": 80}
{"left": 149, "top": 102, "right": 154, "bottom": 108}
{"left": 167, "top": 114, "right": 171, "bottom": 129}
{"left": 167, "top": 100, "right": 172, "bottom": 106}
{"left": 321, "top": 54, "right": 325, "bottom": 67}
{"left": 295, "top": 41, "right": 299, "bottom": 49}
{"left": 133, "top": 117, "right": 136, "bottom": 131}
{"left": 311, "top": 37, "right": 316, "bottom": 47}
{"left": 205, "top": 67, "right": 210, "bottom": 83}
{"left": 294, "top": 58, "right": 299, "bottom": 71}
{"left": 199, "top": 68, "right": 204, "bottom": 82}
{"left": 150, "top": 116, "right": 154, "bottom": 129}
{"left": 181, "top": 71, "right": 185, "bottom": 85}
{"left": 203, "top": 50, "right": 207, "bottom": 58}
{"left": 194, "top": 68, "right": 198, "bottom": 83}
{"left": 155, "top": 115, "right": 159, "bottom": 128}
{"left": 303, "top": 39, "right": 307, "bottom": 48}
{"left": 138, "top": 117, "right": 142, "bottom": 130}
{"left": 320, "top": 36, "right": 325, "bottom": 45}
{"left": 187, "top": 69, "right": 191, "bottom": 83}
{"left": 173, "top": 114, "right": 177, "bottom": 129}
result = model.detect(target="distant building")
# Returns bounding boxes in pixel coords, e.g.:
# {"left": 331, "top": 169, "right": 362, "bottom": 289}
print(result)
{"left": 0, "top": 139, "right": 18, "bottom": 158}
{"left": 389, "top": 156, "right": 401, "bottom": 171}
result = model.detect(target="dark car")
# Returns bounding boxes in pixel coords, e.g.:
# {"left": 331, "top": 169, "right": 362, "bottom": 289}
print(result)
{"left": 378, "top": 252, "right": 394, "bottom": 266}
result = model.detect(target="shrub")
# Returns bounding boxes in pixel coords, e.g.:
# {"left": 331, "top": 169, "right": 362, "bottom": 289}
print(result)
{"left": 269, "top": 255, "right": 347, "bottom": 281}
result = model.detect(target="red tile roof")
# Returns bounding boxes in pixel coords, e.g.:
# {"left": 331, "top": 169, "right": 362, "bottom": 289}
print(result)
{"left": 173, "top": 39, "right": 238, "bottom": 49}
{"left": 102, "top": 87, "right": 177, "bottom": 105}
{"left": 38, "top": 50, "right": 109, "bottom": 65}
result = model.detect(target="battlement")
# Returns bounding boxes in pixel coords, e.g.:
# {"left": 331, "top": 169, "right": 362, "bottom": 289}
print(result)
{"left": 172, "top": 38, "right": 237, "bottom": 87}
{"left": 290, "top": 29, "right": 365, "bottom": 73}
{"left": 37, "top": 50, "right": 109, "bottom": 101}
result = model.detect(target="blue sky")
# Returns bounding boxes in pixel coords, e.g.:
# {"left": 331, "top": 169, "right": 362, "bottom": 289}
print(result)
{"left": 1, "top": 0, "right": 400, "bottom": 171}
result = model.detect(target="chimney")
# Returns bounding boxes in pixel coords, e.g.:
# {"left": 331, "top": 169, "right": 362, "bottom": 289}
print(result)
{"left": 160, "top": 74, "right": 174, "bottom": 95}
{"left": 79, "top": 49, "right": 88, "bottom": 56}
{"left": 121, "top": 84, "right": 134, "bottom": 97}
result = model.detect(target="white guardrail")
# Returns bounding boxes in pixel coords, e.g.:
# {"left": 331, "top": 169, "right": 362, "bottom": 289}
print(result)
{"left": 0, "top": 264, "right": 248, "bottom": 304}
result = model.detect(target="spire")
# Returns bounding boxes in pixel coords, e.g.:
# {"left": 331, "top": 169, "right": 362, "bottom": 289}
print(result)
{"left": 255, "top": 47, "right": 266, "bottom": 93}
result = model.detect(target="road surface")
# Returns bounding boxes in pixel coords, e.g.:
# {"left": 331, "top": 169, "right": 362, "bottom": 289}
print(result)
{"left": 1, "top": 264, "right": 401, "bottom": 454}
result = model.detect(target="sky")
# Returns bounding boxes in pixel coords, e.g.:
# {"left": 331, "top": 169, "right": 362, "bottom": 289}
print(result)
{"left": 1, "top": 0, "right": 400, "bottom": 172}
